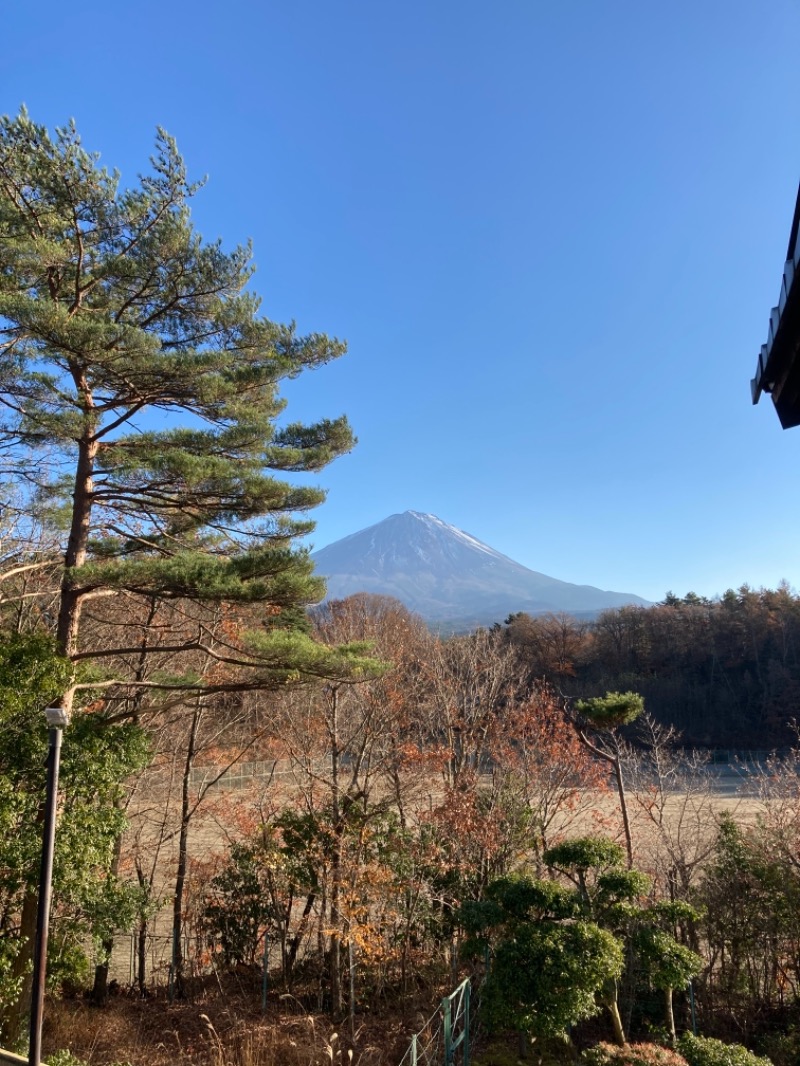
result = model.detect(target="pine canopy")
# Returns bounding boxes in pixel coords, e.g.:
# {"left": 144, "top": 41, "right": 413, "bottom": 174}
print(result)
{"left": 0, "top": 110, "right": 358, "bottom": 673}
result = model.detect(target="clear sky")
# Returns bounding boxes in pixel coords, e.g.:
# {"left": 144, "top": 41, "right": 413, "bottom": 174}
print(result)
{"left": 4, "top": 1, "right": 800, "bottom": 603}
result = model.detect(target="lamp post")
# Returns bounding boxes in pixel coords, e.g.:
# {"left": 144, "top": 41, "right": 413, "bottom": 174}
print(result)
{"left": 28, "top": 706, "right": 68, "bottom": 1066}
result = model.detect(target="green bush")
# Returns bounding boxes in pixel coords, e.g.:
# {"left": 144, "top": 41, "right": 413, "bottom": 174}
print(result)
{"left": 677, "top": 1034, "right": 773, "bottom": 1066}
{"left": 47, "top": 1052, "right": 91, "bottom": 1066}
{"left": 581, "top": 1042, "right": 688, "bottom": 1066}
{"left": 201, "top": 840, "right": 277, "bottom": 967}
{"left": 47, "top": 1054, "right": 131, "bottom": 1066}
{"left": 758, "top": 1027, "right": 800, "bottom": 1066}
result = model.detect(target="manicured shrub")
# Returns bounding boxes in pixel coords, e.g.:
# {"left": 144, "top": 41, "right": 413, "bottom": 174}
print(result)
{"left": 581, "top": 1042, "right": 688, "bottom": 1066}
{"left": 677, "top": 1034, "right": 773, "bottom": 1066}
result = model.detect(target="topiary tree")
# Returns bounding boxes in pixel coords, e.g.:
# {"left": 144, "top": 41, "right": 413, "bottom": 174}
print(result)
{"left": 543, "top": 836, "right": 701, "bottom": 1048}
{"left": 582, "top": 1042, "right": 689, "bottom": 1066}
{"left": 461, "top": 874, "right": 624, "bottom": 1051}
{"left": 576, "top": 692, "right": 645, "bottom": 730}
{"left": 545, "top": 836, "right": 649, "bottom": 1046}
{"left": 677, "top": 1034, "right": 773, "bottom": 1066}
{"left": 635, "top": 901, "right": 703, "bottom": 1044}
{"left": 574, "top": 692, "right": 645, "bottom": 867}
{"left": 542, "top": 837, "right": 639, "bottom": 910}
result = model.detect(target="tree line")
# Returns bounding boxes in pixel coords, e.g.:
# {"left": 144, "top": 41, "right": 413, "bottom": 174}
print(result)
{"left": 502, "top": 584, "right": 800, "bottom": 748}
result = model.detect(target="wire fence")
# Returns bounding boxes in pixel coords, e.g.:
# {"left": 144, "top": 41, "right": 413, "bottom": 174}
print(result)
{"left": 187, "top": 756, "right": 334, "bottom": 791}
{"left": 397, "top": 979, "right": 471, "bottom": 1066}
{"left": 103, "top": 931, "right": 215, "bottom": 990}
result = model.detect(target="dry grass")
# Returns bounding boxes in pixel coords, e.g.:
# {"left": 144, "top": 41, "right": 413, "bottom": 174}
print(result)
{"left": 43, "top": 977, "right": 413, "bottom": 1066}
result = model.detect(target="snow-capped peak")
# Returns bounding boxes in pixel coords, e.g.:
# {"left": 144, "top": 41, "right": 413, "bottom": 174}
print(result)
{"left": 403, "top": 512, "right": 506, "bottom": 560}
{"left": 310, "top": 510, "right": 650, "bottom": 630}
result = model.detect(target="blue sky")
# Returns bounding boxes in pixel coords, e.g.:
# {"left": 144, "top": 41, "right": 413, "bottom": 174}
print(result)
{"left": 4, "top": 1, "right": 800, "bottom": 602}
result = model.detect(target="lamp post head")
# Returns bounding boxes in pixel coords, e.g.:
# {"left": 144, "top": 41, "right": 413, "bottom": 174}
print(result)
{"left": 44, "top": 706, "right": 69, "bottom": 729}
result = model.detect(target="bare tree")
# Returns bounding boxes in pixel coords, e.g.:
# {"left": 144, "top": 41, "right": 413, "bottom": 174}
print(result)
{"left": 421, "top": 628, "right": 524, "bottom": 788}
{"left": 624, "top": 715, "right": 722, "bottom": 907}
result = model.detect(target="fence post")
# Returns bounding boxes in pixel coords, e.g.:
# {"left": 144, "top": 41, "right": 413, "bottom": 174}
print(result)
{"left": 168, "top": 923, "right": 180, "bottom": 1002}
{"left": 463, "top": 980, "right": 470, "bottom": 1066}
{"left": 411, "top": 1032, "right": 418, "bottom": 1066}
{"left": 443, "top": 992, "right": 453, "bottom": 1066}
{"left": 261, "top": 932, "right": 269, "bottom": 1014}
{"left": 348, "top": 938, "right": 356, "bottom": 1041}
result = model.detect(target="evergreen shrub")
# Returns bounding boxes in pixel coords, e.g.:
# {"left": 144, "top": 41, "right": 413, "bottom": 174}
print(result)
{"left": 677, "top": 1034, "right": 773, "bottom": 1066}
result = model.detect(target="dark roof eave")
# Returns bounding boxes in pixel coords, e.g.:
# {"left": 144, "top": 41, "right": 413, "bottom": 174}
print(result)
{"left": 752, "top": 182, "right": 800, "bottom": 428}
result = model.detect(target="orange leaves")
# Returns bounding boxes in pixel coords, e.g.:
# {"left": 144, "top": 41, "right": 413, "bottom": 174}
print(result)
{"left": 496, "top": 685, "right": 606, "bottom": 790}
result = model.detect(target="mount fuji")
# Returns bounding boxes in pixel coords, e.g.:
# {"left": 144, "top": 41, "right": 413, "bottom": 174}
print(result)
{"left": 310, "top": 511, "right": 650, "bottom": 631}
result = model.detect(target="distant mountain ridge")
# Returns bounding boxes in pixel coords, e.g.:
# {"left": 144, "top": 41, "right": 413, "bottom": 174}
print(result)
{"left": 310, "top": 511, "right": 650, "bottom": 630}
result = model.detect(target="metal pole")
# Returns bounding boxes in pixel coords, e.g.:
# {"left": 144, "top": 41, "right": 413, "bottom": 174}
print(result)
{"left": 261, "top": 932, "right": 269, "bottom": 1014}
{"left": 28, "top": 708, "right": 67, "bottom": 1066}
{"left": 443, "top": 994, "right": 453, "bottom": 1066}
{"left": 348, "top": 938, "right": 356, "bottom": 1042}
{"left": 463, "top": 981, "right": 470, "bottom": 1066}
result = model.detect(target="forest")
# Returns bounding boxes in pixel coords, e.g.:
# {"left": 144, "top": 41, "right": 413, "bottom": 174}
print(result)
{"left": 2, "top": 110, "right": 800, "bottom": 1066}
{"left": 503, "top": 585, "right": 800, "bottom": 749}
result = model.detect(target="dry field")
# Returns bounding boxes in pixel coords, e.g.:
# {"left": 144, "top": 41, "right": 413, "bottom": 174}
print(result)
{"left": 109, "top": 759, "right": 761, "bottom": 984}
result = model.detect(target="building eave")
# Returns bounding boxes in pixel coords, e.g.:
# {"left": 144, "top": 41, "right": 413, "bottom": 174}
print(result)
{"left": 752, "top": 181, "right": 800, "bottom": 429}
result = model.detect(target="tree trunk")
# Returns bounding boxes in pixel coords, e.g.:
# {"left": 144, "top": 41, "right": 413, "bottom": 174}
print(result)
{"left": 3, "top": 436, "right": 98, "bottom": 1041}
{"left": 171, "top": 705, "right": 202, "bottom": 998}
{"left": 664, "top": 986, "right": 676, "bottom": 1044}
{"left": 133, "top": 855, "right": 151, "bottom": 995}
{"left": 286, "top": 892, "right": 316, "bottom": 982}
{"left": 327, "top": 686, "right": 343, "bottom": 1015}
{"left": 91, "top": 814, "right": 124, "bottom": 1005}
{"left": 317, "top": 882, "right": 327, "bottom": 1010}
{"left": 136, "top": 917, "right": 148, "bottom": 996}
{"left": 329, "top": 837, "right": 343, "bottom": 1015}
{"left": 577, "top": 728, "right": 634, "bottom": 868}
{"left": 0, "top": 890, "right": 38, "bottom": 1047}
{"left": 171, "top": 819, "right": 189, "bottom": 998}
{"left": 603, "top": 986, "right": 627, "bottom": 1046}
{"left": 56, "top": 429, "right": 97, "bottom": 660}
{"left": 91, "top": 944, "right": 112, "bottom": 1005}
{"left": 612, "top": 756, "right": 634, "bottom": 869}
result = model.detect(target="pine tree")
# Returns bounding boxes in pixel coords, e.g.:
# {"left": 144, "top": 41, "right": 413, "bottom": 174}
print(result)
{"left": 0, "top": 108, "right": 384, "bottom": 1038}
{"left": 0, "top": 109, "right": 370, "bottom": 707}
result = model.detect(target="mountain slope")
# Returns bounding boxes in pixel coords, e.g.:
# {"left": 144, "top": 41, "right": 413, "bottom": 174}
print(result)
{"left": 310, "top": 511, "right": 649, "bottom": 629}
